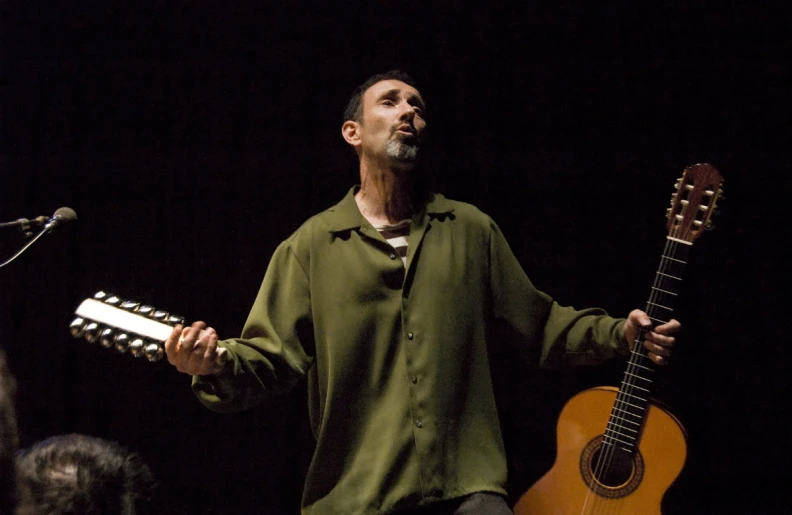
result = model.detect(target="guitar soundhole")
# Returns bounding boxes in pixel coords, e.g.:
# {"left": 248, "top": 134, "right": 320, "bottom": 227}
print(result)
{"left": 591, "top": 447, "right": 632, "bottom": 486}
{"left": 580, "top": 435, "right": 644, "bottom": 499}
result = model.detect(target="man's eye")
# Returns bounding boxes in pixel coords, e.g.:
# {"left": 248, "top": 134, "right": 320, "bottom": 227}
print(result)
{"left": 381, "top": 99, "right": 395, "bottom": 106}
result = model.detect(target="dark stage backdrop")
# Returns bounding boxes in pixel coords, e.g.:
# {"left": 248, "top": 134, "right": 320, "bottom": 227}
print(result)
{"left": 2, "top": 3, "right": 788, "bottom": 514}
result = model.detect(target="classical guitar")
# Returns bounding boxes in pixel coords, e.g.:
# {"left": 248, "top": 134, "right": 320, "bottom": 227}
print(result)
{"left": 70, "top": 291, "right": 226, "bottom": 364}
{"left": 513, "top": 163, "right": 724, "bottom": 515}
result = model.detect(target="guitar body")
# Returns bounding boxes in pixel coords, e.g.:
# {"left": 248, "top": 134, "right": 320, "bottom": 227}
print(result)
{"left": 513, "top": 387, "right": 686, "bottom": 515}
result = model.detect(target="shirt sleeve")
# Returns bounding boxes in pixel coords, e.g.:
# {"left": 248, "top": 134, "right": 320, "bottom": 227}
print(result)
{"left": 487, "top": 218, "right": 628, "bottom": 369}
{"left": 191, "top": 239, "right": 314, "bottom": 413}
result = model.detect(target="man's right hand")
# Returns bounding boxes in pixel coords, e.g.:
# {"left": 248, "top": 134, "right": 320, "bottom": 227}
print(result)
{"left": 164, "top": 321, "right": 225, "bottom": 375}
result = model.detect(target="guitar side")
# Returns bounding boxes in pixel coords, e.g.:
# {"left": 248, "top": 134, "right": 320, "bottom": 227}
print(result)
{"left": 513, "top": 387, "right": 687, "bottom": 515}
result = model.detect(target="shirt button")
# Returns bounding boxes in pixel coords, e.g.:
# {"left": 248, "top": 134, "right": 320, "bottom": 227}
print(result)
{"left": 415, "top": 420, "right": 423, "bottom": 428}
{"left": 389, "top": 253, "right": 397, "bottom": 260}
{"left": 410, "top": 376, "right": 418, "bottom": 384}
{"left": 407, "top": 333, "right": 414, "bottom": 340}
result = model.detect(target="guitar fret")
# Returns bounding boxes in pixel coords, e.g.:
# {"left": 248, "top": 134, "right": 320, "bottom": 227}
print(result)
{"left": 649, "top": 316, "right": 667, "bottom": 325}
{"left": 647, "top": 301, "right": 673, "bottom": 311}
{"left": 651, "top": 287, "right": 678, "bottom": 296}
{"left": 628, "top": 354, "right": 654, "bottom": 370}
{"left": 603, "top": 433, "right": 634, "bottom": 447}
{"left": 615, "top": 400, "right": 645, "bottom": 411}
{"left": 606, "top": 421, "right": 639, "bottom": 435}
{"left": 611, "top": 409, "right": 642, "bottom": 425}
{"left": 625, "top": 372, "right": 653, "bottom": 383}
{"left": 661, "top": 255, "right": 687, "bottom": 264}
{"left": 606, "top": 427, "right": 637, "bottom": 439}
{"left": 618, "top": 391, "right": 647, "bottom": 403}
{"left": 621, "top": 382, "right": 649, "bottom": 392}
{"left": 656, "top": 272, "right": 683, "bottom": 281}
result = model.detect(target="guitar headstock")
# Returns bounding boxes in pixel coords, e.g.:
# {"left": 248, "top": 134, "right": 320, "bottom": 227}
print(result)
{"left": 70, "top": 291, "right": 185, "bottom": 362}
{"left": 666, "top": 163, "right": 724, "bottom": 243}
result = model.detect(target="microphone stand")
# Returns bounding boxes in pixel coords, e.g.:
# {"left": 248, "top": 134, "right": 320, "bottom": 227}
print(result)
{"left": 1, "top": 209, "right": 77, "bottom": 269}
{"left": 0, "top": 225, "right": 53, "bottom": 269}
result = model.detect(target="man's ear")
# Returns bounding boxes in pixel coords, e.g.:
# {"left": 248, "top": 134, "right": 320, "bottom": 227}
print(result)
{"left": 341, "top": 120, "right": 361, "bottom": 148}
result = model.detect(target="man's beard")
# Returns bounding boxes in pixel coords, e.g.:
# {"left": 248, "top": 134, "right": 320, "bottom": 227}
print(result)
{"left": 385, "top": 139, "right": 420, "bottom": 163}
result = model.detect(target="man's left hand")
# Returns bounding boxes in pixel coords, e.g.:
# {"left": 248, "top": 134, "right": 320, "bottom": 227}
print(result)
{"left": 623, "top": 310, "right": 680, "bottom": 366}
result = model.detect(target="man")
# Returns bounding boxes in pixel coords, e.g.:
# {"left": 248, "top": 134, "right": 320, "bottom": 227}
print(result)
{"left": 164, "top": 70, "right": 679, "bottom": 514}
{"left": 16, "top": 433, "right": 157, "bottom": 515}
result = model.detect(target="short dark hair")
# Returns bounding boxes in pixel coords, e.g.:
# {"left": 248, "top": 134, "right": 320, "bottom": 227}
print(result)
{"left": 343, "top": 69, "right": 420, "bottom": 123}
{"left": 16, "top": 434, "right": 157, "bottom": 515}
{"left": 0, "top": 349, "right": 20, "bottom": 514}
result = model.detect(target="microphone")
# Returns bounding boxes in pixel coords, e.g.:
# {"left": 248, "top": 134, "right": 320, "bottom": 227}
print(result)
{"left": 0, "top": 207, "right": 78, "bottom": 268}
{"left": 0, "top": 215, "right": 49, "bottom": 230}
{"left": 43, "top": 207, "right": 78, "bottom": 232}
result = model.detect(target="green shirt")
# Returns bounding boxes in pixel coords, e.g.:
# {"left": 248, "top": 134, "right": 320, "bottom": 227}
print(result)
{"left": 193, "top": 187, "right": 628, "bottom": 514}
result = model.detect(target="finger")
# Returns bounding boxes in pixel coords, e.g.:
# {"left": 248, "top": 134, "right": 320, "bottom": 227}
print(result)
{"left": 164, "top": 325, "right": 183, "bottom": 361}
{"left": 646, "top": 330, "right": 676, "bottom": 348}
{"left": 655, "top": 318, "right": 681, "bottom": 335}
{"left": 203, "top": 333, "right": 219, "bottom": 362}
{"left": 198, "top": 336, "right": 222, "bottom": 375}
{"left": 180, "top": 321, "right": 207, "bottom": 352}
{"left": 643, "top": 339, "right": 672, "bottom": 357}
{"left": 628, "top": 309, "right": 652, "bottom": 330}
{"left": 649, "top": 352, "right": 667, "bottom": 366}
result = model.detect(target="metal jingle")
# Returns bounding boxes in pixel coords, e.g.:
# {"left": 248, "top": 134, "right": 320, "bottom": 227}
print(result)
{"left": 144, "top": 343, "right": 164, "bottom": 362}
{"left": 83, "top": 322, "right": 101, "bottom": 343}
{"left": 99, "top": 327, "right": 115, "bottom": 348}
{"left": 104, "top": 295, "right": 121, "bottom": 306}
{"left": 121, "top": 300, "right": 140, "bottom": 311}
{"left": 167, "top": 314, "right": 185, "bottom": 327}
{"left": 138, "top": 305, "right": 155, "bottom": 317}
{"left": 114, "top": 333, "right": 130, "bottom": 353}
{"left": 151, "top": 310, "right": 169, "bottom": 322}
{"left": 69, "top": 317, "right": 86, "bottom": 338}
{"left": 93, "top": 291, "right": 111, "bottom": 301}
{"left": 129, "top": 338, "right": 145, "bottom": 357}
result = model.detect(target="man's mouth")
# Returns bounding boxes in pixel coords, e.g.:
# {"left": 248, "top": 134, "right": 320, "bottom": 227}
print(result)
{"left": 394, "top": 124, "right": 416, "bottom": 136}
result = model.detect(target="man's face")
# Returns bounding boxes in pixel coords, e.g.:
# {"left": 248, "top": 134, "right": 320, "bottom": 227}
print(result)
{"left": 357, "top": 79, "right": 427, "bottom": 164}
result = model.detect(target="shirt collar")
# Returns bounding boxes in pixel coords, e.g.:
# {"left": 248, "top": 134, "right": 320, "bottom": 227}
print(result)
{"left": 327, "top": 186, "right": 455, "bottom": 233}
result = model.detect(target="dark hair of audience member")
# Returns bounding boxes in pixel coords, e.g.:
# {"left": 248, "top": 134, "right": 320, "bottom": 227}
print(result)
{"left": 16, "top": 433, "right": 157, "bottom": 515}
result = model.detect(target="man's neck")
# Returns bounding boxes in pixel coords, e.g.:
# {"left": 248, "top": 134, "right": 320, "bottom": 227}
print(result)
{"left": 355, "top": 159, "right": 415, "bottom": 226}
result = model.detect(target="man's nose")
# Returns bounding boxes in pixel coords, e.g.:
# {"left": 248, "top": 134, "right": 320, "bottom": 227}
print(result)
{"left": 398, "top": 102, "right": 415, "bottom": 120}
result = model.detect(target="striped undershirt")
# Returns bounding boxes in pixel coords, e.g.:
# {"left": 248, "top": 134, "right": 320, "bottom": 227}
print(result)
{"left": 373, "top": 219, "right": 410, "bottom": 267}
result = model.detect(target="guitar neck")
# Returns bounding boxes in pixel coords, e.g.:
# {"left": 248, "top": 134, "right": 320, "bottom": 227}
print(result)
{"left": 604, "top": 238, "right": 692, "bottom": 454}
{"left": 604, "top": 162, "right": 723, "bottom": 455}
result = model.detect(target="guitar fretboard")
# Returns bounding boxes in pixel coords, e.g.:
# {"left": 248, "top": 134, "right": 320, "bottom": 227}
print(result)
{"left": 603, "top": 238, "right": 692, "bottom": 454}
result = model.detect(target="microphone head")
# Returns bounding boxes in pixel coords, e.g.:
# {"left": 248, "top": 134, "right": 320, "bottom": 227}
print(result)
{"left": 52, "top": 207, "right": 77, "bottom": 222}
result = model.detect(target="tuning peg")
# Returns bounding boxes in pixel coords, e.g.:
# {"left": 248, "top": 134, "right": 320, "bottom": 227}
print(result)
{"left": 705, "top": 221, "right": 716, "bottom": 231}
{"left": 114, "top": 333, "right": 130, "bottom": 353}
{"left": 144, "top": 343, "right": 164, "bottom": 362}
{"left": 69, "top": 317, "right": 86, "bottom": 338}
{"left": 99, "top": 328, "right": 115, "bottom": 349}
{"left": 129, "top": 337, "right": 145, "bottom": 357}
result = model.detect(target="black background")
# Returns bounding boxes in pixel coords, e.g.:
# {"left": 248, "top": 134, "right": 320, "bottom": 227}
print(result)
{"left": 1, "top": 2, "right": 788, "bottom": 514}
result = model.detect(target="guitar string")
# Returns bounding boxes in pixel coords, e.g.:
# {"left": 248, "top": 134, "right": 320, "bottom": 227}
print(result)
{"left": 598, "top": 234, "right": 686, "bottom": 515}
{"left": 584, "top": 236, "right": 678, "bottom": 515}
{"left": 581, "top": 235, "right": 682, "bottom": 515}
